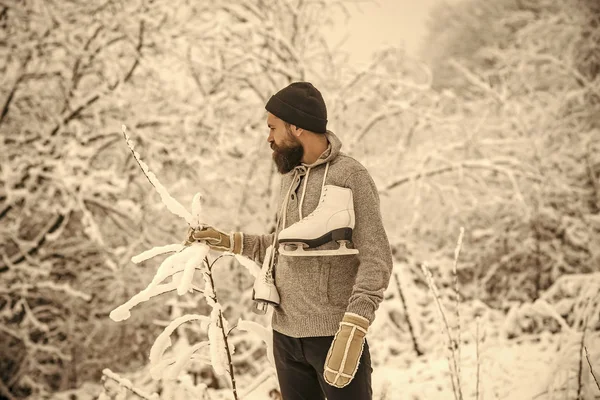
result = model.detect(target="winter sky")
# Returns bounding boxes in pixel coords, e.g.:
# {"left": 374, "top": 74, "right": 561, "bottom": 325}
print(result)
{"left": 325, "top": 0, "right": 443, "bottom": 64}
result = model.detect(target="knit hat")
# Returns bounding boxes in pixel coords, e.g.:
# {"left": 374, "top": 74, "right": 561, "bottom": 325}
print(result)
{"left": 265, "top": 82, "right": 327, "bottom": 133}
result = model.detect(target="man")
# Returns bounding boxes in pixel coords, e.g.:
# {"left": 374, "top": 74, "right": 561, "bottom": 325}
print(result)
{"left": 188, "top": 82, "right": 393, "bottom": 400}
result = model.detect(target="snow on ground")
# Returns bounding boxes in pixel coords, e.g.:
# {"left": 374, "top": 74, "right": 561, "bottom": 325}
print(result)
{"left": 48, "top": 291, "right": 600, "bottom": 400}
{"left": 370, "top": 330, "right": 600, "bottom": 400}
{"left": 49, "top": 328, "right": 600, "bottom": 400}
{"left": 370, "top": 334, "right": 555, "bottom": 400}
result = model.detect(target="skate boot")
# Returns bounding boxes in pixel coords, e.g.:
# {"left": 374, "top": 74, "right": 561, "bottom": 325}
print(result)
{"left": 278, "top": 185, "right": 359, "bottom": 257}
{"left": 251, "top": 245, "right": 280, "bottom": 314}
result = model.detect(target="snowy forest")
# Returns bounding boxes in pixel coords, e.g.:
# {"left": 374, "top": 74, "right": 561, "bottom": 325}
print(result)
{"left": 1, "top": 0, "right": 599, "bottom": 399}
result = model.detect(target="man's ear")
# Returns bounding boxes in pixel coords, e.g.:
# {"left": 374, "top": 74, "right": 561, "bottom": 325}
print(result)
{"left": 293, "top": 125, "right": 304, "bottom": 137}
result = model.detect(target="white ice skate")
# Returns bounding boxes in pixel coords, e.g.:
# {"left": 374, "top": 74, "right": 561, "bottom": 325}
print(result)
{"left": 278, "top": 185, "right": 359, "bottom": 257}
{"left": 251, "top": 245, "right": 280, "bottom": 314}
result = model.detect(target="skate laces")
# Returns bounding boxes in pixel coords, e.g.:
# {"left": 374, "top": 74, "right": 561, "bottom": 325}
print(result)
{"left": 296, "top": 162, "right": 330, "bottom": 224}
{"left": 264, "top": 251, "right": 275, "bottom": 284}
{"left": 264, "top": 271, "right": 274, "bottom": 284}
{"left": 300, "top": 187, "right": 328, "bottom": 222}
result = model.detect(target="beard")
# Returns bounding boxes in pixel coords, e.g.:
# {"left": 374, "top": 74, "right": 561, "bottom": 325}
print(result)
{"left": 272, "top": 138, "right": 304, "bottom": 174}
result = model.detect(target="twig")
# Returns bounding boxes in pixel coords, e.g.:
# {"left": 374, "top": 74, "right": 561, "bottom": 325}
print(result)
{"left": 50, "top": 92, "right": 101, "bottom": 136}
{"left": 448, "top": 58, "right": 506, "bottom": 104}
{"left": 121, "top": 125, "right": 193, "bottom": 223}
{"left": 584, "top": 346, "right": 600, "bottom": 393}
{"left": 577, "top": 311, "right": 590, "bottom": 400}
{"left": 83, "top": 196, "right": 138, "bottom": 224}
{"left": 123, "top": 20, "right": 144, "bottom": 83}
{"left": 421, "top": 262, "right": 463, "bottom": 400}
{"left": 49, "top": 28, "right": 144, "bottom": 137}
{"left": 452, "top": 227, "right": 464, "bottom": 387}
{"left": 0, "top": 51, "right": 32, "bottom": 126}
{"left": 2, "top": 281, "right": 91, "bottom": 301}
{"left": 381, "top": 159, "right": 541, "bottom": 194}
{"left": 122, "top": 125, "right": 156, "bottom": 190}
{"left": 102, "top": 368, "right": 159, "bottom": 400}
{"left": 392, "top": 271, "right": 423, "bottom": 356}
{"left": 476, "top": 316, "right": 481, "bottom": 400}
{"left": 63, "top": 24, "right": 104, "bottom": 113}
{"left": 446, "top": 354, "right": 459, "bottom": 400}
{"left": 351, "top": 105, "right": 406, "bottom": 147}
{"left": 585, "top": 140, "right": 600, "bottom": 212}
{"left": 206, "top": 257, "right": 239, "bottom": 400}
{"left": 0, "top": 214, "right": 65, "bottom": 272}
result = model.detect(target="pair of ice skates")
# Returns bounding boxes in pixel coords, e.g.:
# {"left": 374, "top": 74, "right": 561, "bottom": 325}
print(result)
{"left": 252, "top": 185, "right": 359, "bottom": 314}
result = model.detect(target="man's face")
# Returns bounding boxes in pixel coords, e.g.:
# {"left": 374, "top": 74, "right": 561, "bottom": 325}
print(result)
{"left": 267, "top": 113, "right": 304, "bottom": 174}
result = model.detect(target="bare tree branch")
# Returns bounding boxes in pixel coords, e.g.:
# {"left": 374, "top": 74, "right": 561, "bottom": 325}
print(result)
{"left": 586, "top": 140, "right": 600, "bottom": 211}
{"left": 0, "top": 51, "right": 32, "bottom": 126}
{"left": 381, "top": 159, "right": 542, "bottom": 194}
{"left": 585, "top": 346, "right": 600, "bottom": 393}
{"left": 123, "top": 20, "right": 144, "bottom": 83}
{"left": 0, "top": 214, "right": 65, "bottom": 273}
{"left": 49, "top": 20, "right": 144, "bottom": 137}
{"left": 63, "top": 24, "right": 104, "bottom": 113}
{"left": 102, "top": 368, "right": 158, "bottom": 400}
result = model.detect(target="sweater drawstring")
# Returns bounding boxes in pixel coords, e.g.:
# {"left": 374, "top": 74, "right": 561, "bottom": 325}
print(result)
{"left": 267, "top": 161, "right": 330, "bottom": 274}
{"left": 298, "top": 161, "right": 330, "bottom": 220}
{"left": 298, "top": 167, "right": 310, "bottom": 220}
{"left": 266, "top": 169, "right": 298, "bottom": 275}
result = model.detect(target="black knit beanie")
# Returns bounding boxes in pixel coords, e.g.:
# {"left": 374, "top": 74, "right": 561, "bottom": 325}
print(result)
{"left": 265, "top": 82, "right": 327, "bottom": 134}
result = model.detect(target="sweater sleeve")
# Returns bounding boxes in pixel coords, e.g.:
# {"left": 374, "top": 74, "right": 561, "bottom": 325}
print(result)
{"left": 344, "top": 169, "right": 393, "bottom": 324}
{"left": 241, "top": 232, "right": 276, "bottom": 265}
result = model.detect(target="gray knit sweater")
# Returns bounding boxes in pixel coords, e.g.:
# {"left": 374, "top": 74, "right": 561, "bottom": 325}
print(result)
{"left": 241, "top": 130, "right": 393, "bottom": 338}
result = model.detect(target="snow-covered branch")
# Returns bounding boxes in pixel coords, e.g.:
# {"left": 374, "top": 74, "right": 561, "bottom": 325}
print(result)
{"left": 101, "top": 368, "right": 159, "bottom": 400}
{"left": 121, "top": 125, "right": 194, "bottom": 225}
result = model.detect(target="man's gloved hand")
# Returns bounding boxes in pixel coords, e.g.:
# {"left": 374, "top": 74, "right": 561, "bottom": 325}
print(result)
{"left": 185, "top": 225, "right": 243, "bottom": 254}
{"left": 323, "top": 312, "right": 369, "bottom": 388}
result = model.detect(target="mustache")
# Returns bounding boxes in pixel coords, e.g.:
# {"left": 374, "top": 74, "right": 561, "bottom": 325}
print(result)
{"left": 271, "top": 142, "right": 283, "bottom": 151}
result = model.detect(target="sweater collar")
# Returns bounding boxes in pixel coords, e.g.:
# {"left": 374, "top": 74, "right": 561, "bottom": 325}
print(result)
{"left": 296, "top": 130, "right": 342, "bottom": 171}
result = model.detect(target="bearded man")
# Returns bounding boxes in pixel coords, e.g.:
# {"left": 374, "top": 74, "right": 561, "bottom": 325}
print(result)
{"left": 188, "top": 82, "right": 393, "bottom": 400}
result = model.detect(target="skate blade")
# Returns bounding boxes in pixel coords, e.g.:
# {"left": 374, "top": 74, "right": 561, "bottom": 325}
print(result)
{"left": 253, "top": 295, "right": 280, "bottom": 306}
{"left": 252, "top": 301, "right": 271, "bottom": 315}
{"left": 278, "top": 247, "right": 359, "bottom": 257}
{"left": 252, "top": 306, "right": 268, "bottom": 315}
{"left": 252, "top": 290, "right": 280, "bottom": 306}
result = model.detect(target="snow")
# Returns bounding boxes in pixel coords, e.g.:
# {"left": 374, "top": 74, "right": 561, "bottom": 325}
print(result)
{"left": 367, "top": 327, "right": 600, "bottom": 400}
{"left": 111, "top": 243, "right": 211, "bottom": 322}
{"left": 149, "top": 314, "right": 211, "bottom": 367}
{"left": 164, "top": 341, "right": 211, "bottom": 380}
{"left": 177, "top": 245, "right": 208, "bottom": 295}
{"left": 207, "top": 303, "right": 233, "bottom": 377}
{"left": 121, "top": 124, "right": 194, "bottom": 225}
{"left": 234, "top": 253, "right": 261, "bottom": 279}
{"left": 109, "top": 281, "right": 176, "bottom": 322}
{"left": 237, "top": 318, "right": 276, "bottom": 368}
{"left": 131, "top": 243, "right": 185, "bottom": 264}
{"left": 102, "top": 368, "right": 160, "bottom": 400}
{"left": 148, "top": 248, "right": 188, "bottom": 287}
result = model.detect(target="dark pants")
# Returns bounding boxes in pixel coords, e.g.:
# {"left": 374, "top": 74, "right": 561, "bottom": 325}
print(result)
{"left": 273, "top": 330, "right": 373, "bottom": 400}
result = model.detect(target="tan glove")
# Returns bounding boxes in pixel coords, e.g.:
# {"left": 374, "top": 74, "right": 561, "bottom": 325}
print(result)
{"left": 185, "top": 226, "right": 243, "bottom": 254}
{"left": 323, "top": 312, "right": 369, "bottom": 388}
